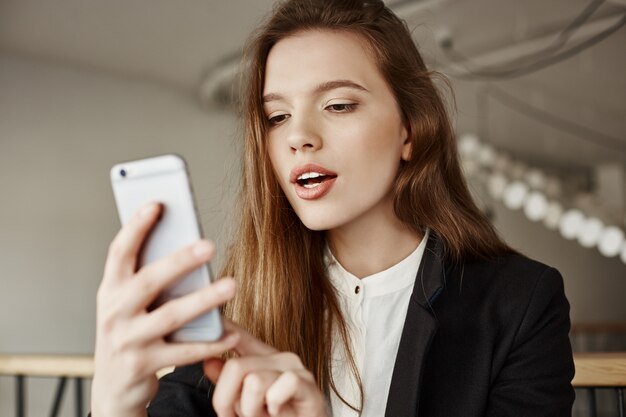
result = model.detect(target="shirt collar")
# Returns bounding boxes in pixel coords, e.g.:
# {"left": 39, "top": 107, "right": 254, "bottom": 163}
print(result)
{"left": 325, "top": 229, "right": 429, "bottom": 298}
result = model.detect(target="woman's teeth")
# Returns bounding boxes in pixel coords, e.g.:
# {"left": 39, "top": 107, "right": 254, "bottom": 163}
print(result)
{"left": 297, "top": 172, "right": 327, "bottom": 187}
{"left": 298, "top": 172, "right": 324, "bottom": 180}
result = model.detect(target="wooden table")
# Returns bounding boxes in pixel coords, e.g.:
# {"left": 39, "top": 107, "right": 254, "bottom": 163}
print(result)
{"left": 0, "top": 354, "right": 94, "bottom": 378}
{"left": 573, "top": 352, "right": 626, "bottom": 417}
{"left": 0, "top": 354, "right": 173, "bottom": 417}
{"left": 1, "top": 353, "right": 625, "bottom": 416}
{"left": 0, "top": 354, "right": 93, "bottom": 417}
{"left": 573, "top": 352, "right": 626, "bottom": 387}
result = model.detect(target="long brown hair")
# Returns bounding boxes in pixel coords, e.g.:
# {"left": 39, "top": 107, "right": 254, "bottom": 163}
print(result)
{"left": 221, "top": 0, "right": 513, "bottom": 411}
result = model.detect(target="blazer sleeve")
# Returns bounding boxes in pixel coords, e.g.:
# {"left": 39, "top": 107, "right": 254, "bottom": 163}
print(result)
{"left": 485, "top": 266, "right": 575, "bottom": 417}
{"left": 147, "top": 362, "right": 216, "bottom": 417}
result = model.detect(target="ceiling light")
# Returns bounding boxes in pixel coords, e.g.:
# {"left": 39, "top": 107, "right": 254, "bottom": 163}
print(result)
{"left": 577, "top": 217, "right": 604, "bottom": 248}
{"left": 503, "top": 181, "right": 528, "bottom": 210}
{"left": 524, "top": 191, "right": 548, "bottom": 222}
{"left": 559, "top": 209, "right": 585, "bottom": 240}
{"left": 477, "top": 145, "right": 497, "bottom": 167}
{"left": 458, "top": 133, "right": 480, "bottom": 159}
{"left": 525, "top": 169, "right": 547, "bottom": 190}
{"left": 487, "top": 173, "right": 508, "bottom": 200}
{"left": 598, "top": 226, "right": 625, "bottom": 257}
{"left": 544, "top": 175, "right": 563, "bottom": 198}
{"left": 544, "top": 202, "right": 563, "bottom": 230}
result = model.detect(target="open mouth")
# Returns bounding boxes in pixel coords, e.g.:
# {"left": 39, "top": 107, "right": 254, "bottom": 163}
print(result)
{"left": 296, "top": 172, "right": 337, "bottom": 189}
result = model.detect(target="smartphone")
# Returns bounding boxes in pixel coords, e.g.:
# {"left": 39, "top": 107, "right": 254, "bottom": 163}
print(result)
{"left": 110, "top": 154, "right": 224, "bottom": 342}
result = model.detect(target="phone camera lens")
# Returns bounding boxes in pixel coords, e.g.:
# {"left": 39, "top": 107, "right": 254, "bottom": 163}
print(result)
{"left": 120, "top": 169, "right": 127, "bottom": 177}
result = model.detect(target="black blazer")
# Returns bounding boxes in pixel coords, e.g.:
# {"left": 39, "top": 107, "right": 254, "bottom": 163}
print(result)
{"left": 147, "top": 233, "right": 575, "bottom": 416}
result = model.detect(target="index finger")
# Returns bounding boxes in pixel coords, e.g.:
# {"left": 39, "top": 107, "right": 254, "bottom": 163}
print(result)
{"left": 223, "top": 319, "right": 277, "bottom": 356}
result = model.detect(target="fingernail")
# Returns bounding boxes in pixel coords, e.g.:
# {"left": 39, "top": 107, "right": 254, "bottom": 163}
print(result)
{"left": 193, "top": 241, "right": 213, "bottom": 258}
{"left": 214, "top": 278, "right": 235, "bottom": 295}
{"left": 140, "top": 203, "right": 158, "bottom": 217}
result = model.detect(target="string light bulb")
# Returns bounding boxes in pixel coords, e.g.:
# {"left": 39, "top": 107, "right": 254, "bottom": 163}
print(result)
{"left": 525, "top": 169, "right": 547, "bottom": 190}
{"left": 458, "top": 134, "right": 480, "bottom": 159}
{"left": 524, "top": 191, "right": 549, "bottom": 222}
{"left": 456, "top": 133, "right": 626, "bottom": 260}
{"left": 487, "top": 173, "right": 508, "bottom": 201}
{"left": 478, "top": 144, "right": 497, "bottom": 167}
{"left": 503, "top": 181, "right": 528, "bottom": 210}
{"left": 559, "top": 209, "right": 585, "bottom": 240}
{"left": 597, "top": 226, "right": 625, "bottom": 258}
{"left": 577, "top": 217, "right": 604, "bottom": 248}
{"left": 543, "top": 201, "right": 563, "bottom": 230}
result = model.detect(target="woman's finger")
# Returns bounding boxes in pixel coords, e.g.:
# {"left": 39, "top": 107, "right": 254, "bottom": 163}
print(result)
{"left": 118, "top": 240, "right": 217, "bottom": 315}
{"left": 239, "top": 370, "right": 281, "bottom": 417}
{"left": 203, "top": 357, "right": 225, "bottom": 384}
{"left": 212, "top": 353, "right": 306, "bottom": 417}
{"left": 265, "top": 371, "right": 320, "bottom": 416}
{"left": 103, "top": 203, "right": 162, "bottom": 282}
{"left": 222, "top": 319, "right": 278, "bottom": 356}
{"left": 128, "top": 278, "right": 236, "bottom": 343}
{"left": 144, "top": 332, "right": 241, "bottom": 373}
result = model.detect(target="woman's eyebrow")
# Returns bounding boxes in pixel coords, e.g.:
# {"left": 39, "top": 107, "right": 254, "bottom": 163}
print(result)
{"left": 313, "top": 79, "right": 369, "bottom": 95}
{"left": 263, "top": 92, "right": 283, "bottom": 103}
{"left": 263, "top": 79, "right": 369, "bottom": 103}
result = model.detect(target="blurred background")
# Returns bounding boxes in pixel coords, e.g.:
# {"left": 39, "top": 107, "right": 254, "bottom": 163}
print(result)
{"left": 0, "top": 0, "right": 625, "bottom": 416}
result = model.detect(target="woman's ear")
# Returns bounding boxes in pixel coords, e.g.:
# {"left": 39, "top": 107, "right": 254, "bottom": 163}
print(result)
{"left": 400, "top": 123, "right": 412, "bottom": 161}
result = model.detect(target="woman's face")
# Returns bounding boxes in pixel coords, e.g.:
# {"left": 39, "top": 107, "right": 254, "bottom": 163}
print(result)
{"left": 263, "top": 30, "right": 410, "bottom": 232}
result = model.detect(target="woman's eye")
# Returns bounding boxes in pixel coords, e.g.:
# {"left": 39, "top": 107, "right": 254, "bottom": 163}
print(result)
{"left": 268, "top": 114, "right": 289, "bottom": 126}
{"left": 326, "top": 103, "right": 357, "bottom": 113}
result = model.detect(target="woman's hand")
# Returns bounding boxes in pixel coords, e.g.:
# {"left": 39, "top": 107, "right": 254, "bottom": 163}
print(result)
{"left": 91, "top": 203, "right": 240, "bottom": 417}
{"left": 205, "top": 321, "right": 328, "bottom": 417}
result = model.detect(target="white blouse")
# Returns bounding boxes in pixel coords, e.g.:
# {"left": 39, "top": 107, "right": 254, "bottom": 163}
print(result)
{"left": 326, "top": 230, "right": 428, "bottom": 417}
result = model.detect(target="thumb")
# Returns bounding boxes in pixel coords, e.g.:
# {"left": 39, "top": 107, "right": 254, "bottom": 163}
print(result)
{"left": 203, "top": 357, "right": 225, "bottom": 384}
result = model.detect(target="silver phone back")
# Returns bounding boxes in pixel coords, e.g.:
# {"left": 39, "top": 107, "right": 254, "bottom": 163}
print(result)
{"left": 110, "top": 154, "right": 223, "bottom": 342}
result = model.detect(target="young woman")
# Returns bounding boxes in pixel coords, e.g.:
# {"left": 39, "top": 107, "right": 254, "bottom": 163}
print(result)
{"left": 91, "top": 0, "right": 575, "bottom": 416}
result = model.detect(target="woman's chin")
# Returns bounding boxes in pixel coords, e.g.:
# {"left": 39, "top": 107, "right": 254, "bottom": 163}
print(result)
{"left": 296, "top": 212, "right": 344, "bottom": 232}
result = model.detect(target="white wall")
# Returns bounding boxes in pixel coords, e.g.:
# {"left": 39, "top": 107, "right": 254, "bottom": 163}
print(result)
{"left": 0, "top": 53, "right": 239, "bottom": 416}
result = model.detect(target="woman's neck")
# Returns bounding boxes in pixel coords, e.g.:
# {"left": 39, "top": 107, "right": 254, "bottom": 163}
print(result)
{"left": 326, "top": 198, "right": 423, "bottom": 279}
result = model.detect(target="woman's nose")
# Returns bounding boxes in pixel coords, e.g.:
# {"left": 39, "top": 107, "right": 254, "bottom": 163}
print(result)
{"left": 286, "top": 115, "right": 322, "bottom": 153}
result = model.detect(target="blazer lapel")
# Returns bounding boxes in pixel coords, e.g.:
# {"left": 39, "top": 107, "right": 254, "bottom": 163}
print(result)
{"left": 385, "top": 232, "right": 445, "bottom": 417}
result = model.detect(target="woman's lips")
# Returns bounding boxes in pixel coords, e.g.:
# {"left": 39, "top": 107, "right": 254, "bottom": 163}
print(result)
{"left": 295, "top": 176, "right": 337, "bottom": 200}
{"left": 290, "top": 163, "right": 338, "bottom": 200}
